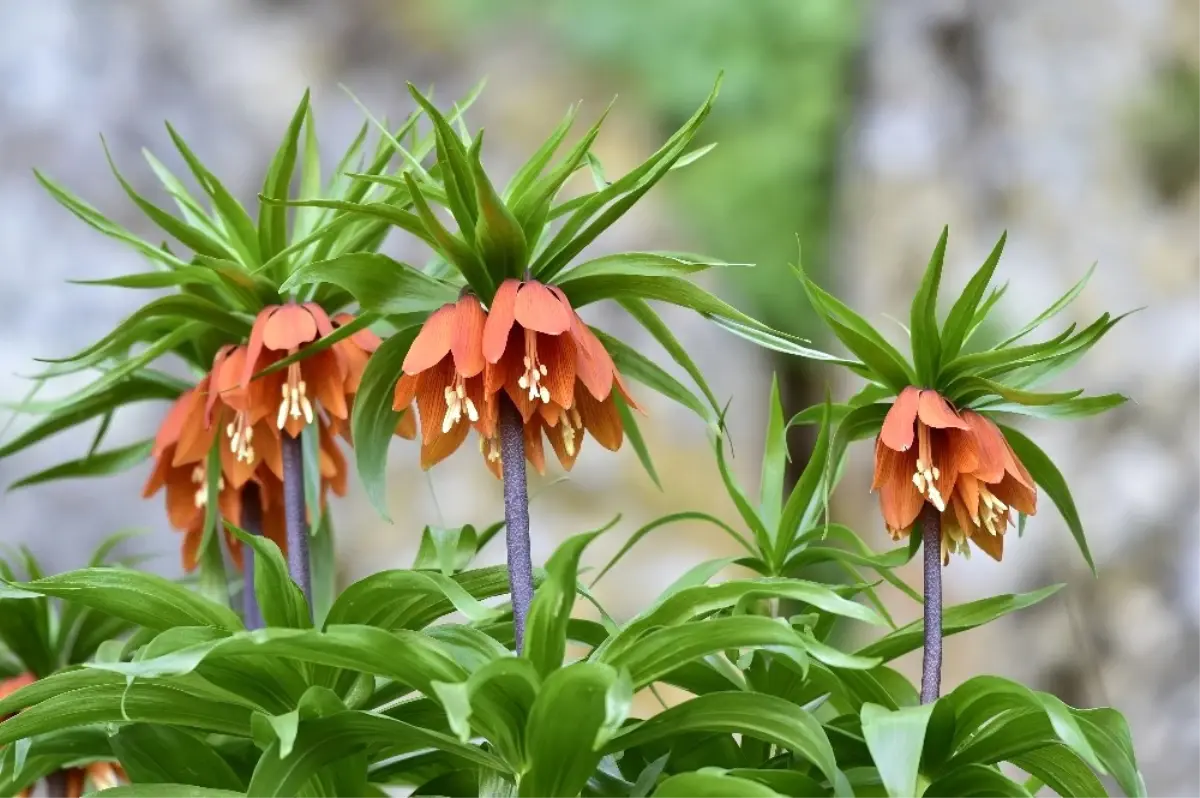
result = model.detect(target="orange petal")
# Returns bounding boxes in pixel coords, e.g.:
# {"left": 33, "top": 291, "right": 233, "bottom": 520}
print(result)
{"left": 394, "top": 373, "right": 418, "bottom": 410}
{"left": 880, "top": 386, "right": 920, "bottom": 451}
{"left": 524, "top": 420, "right": 547, "bottom": 475}
{"left": 961, "top": 411, "right": 1006, "bottom": 483}
{"left": 872, "top": 435, "right": 917, "bottom": 492}
{"left": 304, "top": 302, "right": 336, "bottom": 339}
{"left": 558, "top": 298, "right": 615, "bottom": 400}
{"left": 263, "top": 304, "right": 319, "bottom": 351}
{"left": 932, "top": 428, "right": 978, "bottom": 502}
{"left": 414, "top": 360, "right": 456, "bottom": 441}
{"left": 879, "top": 477, "right": 924, "bottom": 533}
{"left": 613, "top": 369, "right": 642, "bottom": 413}
{"left": 334, "top": 313, "right": 383, "bottom": 353}
{"left": 999, "top": 430, "right": 1036, "bottom": 492}
{"left": 143, "top": 451, "right": 170, "bottom": 498}
{"left": 420, "top": 414, "right": 470, "bottom": 469}
{"left": 403, "top": 304, "right": 456, "bottom": 374}
{"left": 308, "top": 351, "right": 349, "bottom": 421}
{"left": 539, "top": 332, "right": 577, "bottom": 409}
{"left": 337, "top": 342, "right": 371, "bottom": 395}
{"left": 451, "top": 296, "right": 487, "bottom": 378}
{"left": 971, "top": 524, "right": 1005, "bottom": 561}
{"left": 917, "top": 390, "right": 968, "bottom": 430}
{"left": 181, "top": 522, "right": 203, "bottom": 572}
{"left": 395, "top": 406, "right": 418, "bottom": 440}
{"left": 254, "top": 422, "right": 284, "bottom": 480}
{"left": 153, "top": 389, "right": 200, "bottom": 458}
{"left": 956, "top": 472, "right": 982, "bottom": 525}
{"left": 993, "top": 471, "right": 1037, "bottom": 516}
{"left": 576, "top": 389, "right": 623, "bottom": 451}
{"left": 474, "top": 383, "right": 499, "bottom": 439}
{"left": 545, "top": 418, "right": 582, "bottom": 471}
{"left": 241, "top": 306, "right": 278, "bottom": 388}
{"left": 205, "top": 345, "right": 236, "bottom": 425}
{"left": 515, "top": 281, "right": 571, "bottom": 335}
{"left": 483, "top": 279, "right": 520, "bottom": 363}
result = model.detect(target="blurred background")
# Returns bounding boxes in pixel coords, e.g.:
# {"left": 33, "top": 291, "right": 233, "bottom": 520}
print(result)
{"left": 0, "top": 0, "right": 1196, "bottom": 793}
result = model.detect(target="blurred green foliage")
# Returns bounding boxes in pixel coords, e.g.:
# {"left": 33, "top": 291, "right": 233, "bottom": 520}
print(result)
{"left": 436, "top": 0, "right": 863, "bottom": 337}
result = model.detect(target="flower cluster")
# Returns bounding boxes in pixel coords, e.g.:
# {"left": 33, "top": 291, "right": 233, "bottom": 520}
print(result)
{"left": 873, "top": 386, "right": 1036, "bottom": 562}
{"left": 393, "top": 279, "right": 638, "bottom": 475}
{"left": 143, "top": 304, "right": 400, "bottom": 571}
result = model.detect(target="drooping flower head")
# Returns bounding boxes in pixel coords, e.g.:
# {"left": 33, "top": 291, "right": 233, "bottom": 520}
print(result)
{"left": 480, "top": 278, "right": 638, "bottom": 474}
{"left": 393, "top": 294, "right": 492, "bottom": 468}
{"left": 874, "top": 387, "right": 1036, "bottom": 561}
{"left": 798, "top": 228, "right": 1127, "bottom": 568}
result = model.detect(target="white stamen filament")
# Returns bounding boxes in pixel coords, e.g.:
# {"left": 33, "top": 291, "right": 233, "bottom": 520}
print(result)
{"left": 226, "top": 413, "right": 255, "bottom": 464}
{"left": 277, "top": 363, "right": 314, "bottom": 429}
{"left": 519, "top": 334, "right": 553, "bottom": 405}
{"left": 442, "top": 375, "right": 478, "bottom": 433}
{"left": 191, "top": 464, "right": 225, "bottom": 508}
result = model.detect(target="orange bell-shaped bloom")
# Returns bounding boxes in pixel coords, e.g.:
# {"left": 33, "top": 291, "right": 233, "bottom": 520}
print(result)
{"left": 872, "top": 386, "right": 1037, "bottom": 562}
{"left": 480, "top": 279, "right": 639, "bottom": 474}
{"left": 393, "top": 294, "right": 492, "bottom": 468}
{"left": 241, "top": 302, "right": 351, "bottom": 438}
{"left": 331, "top": 313, "right": 416, "bottom": 442}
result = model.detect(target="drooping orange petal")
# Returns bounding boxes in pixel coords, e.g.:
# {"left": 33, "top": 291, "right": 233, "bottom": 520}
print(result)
{"left": 0, "top": 672, "right": 35, "bottom": 702}
{"left": 999, "top": 431, "right": 1036, "bottom": 492}
{"left": 394, "top": 373, "right": 418, "bottom": 410}
{"left": 319, "top": 420, "right": 348, "bottom": 496}
{"left": 304, "top": 303, "right": 336, "bottom": 339}
{"left": 879, "top": 476, "right": 924, "bottom": 533}
{"left": 255, "top": 422, "right": 284, "bottom": 480}
{"left": 205, "top": 345, "right": 236, "bottom": 425}
{"left": 515, "top": 281, "right": 571, "bottom": 335}
{"left": 960, "top": 411, "right": 1006, "bottom": 483}
{"left": 419, "top": 414, "right": 470, "bottom": 470}
{"left": 575, "top": 388, "right": 623, "bottom": 451}
{"left": 932, "top": 427, "right": 979, "bottom": 503}
{"left": 171, "top": 378, "right": 217, "bottom": 467}
{"left": 263, "top": 304, "right": 319, "bottom": 351}
{"left": 524, "top": 420, "right": 547, "bottom": 475}
{"left": 880, "top": 386, "right": 920, "bottom": 452}
{"left": 474, "top": 384, "right": 499, "bottom": 439}
{"left": 395, "top": 404, "right": 418, "bottom": 440}
{"left": 545, "top": 418, "right": 582, "bottom": 471}
{"left": 241, "top": 305, "right": 277, "bottom": 388}
{"left": 484, "top": 333, "right": 517, "bottom": 397}
{"left": 153, "top": 390, "right": 197, "bottom": 458}
{"left": 539, "top": 401, "right": 563, "bottom": 428}
{"left": 956, "top": 472, "right": 982, "bottom": 524}
{"left": 557, "top": 293, "right": 616, "bottom": 400}
{"left": 872, "top": 435, "right": 917, "bottom": 491}
{"left": 64, "top": 769, "right": 86, "bottom": 798}
{"left": 483, "top": 279, "right": 521, "bottom": 363}
{"left": 337, "top": 342, "right": 371, "bottom": 395}
{"left": 993, "top": 471, "right": 1037, "bottom": 516}
{"left": 451, "top": 296, "right": 487, "bottom": 378}
{"left": 538, "top": 332, "right": 577, "bottom": 409}
{"left": 613, "top": 369, "right": 642, "bottom": 413}
{"left": 971, "top": 523, "right": 1005, "bottom": 561}
{"left": 180, "top": 522, "right": 203, "bottom": 572}
{"left": 414, "top": 359, "right": 456, "bottom": 441}
{"left": 166, "top": 471, "right": 199, "bottom": 531}
{"left": 917, "top": 390, "right": 968, "bottom": 430}
{"left": 403, "top": 304, "right": 456, "bottom": 374}
{"left": 143, "top": 452, "right": 169, "bottom": 498}
{"left": 307, "top": 351, "right": 349, "bottom": 421}
{"left": 334, "top": 313, "right": 383, "bottom": 353}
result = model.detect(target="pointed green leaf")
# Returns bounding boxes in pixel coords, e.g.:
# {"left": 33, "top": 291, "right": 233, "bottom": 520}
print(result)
{"left": 860, "top": 702, "right": 935, "bottom": 798}
{"left": 470, "top": 135, "right": 528, "bottom": 281}
{"left": 8, "top": 439, "right": 152, "bottom": 490}
{"left": 403, "top": 172, "right": 492, "bottom": 297}
{"left": 504, "top": 103, "right": 578, "bottom": 202}
{"left": 110, "top": 724, "right": 245, "bottom": 792}
{"left": 910, "top": 226, "right": 947, "bottom": 384}
{"left": 281, "top": 252, "right": 458, "bottom": 315}
{"left": 759, "top": 376, "right": 788, "bottom": 534}
{"left": 997, "top": 424, "right": 1096, "bottom": 574}
{"left": 941, "top": 231, "right": 1007, "bottom": 361}
{"left": 617, "top": 297, "right": 722, "bottom": 418}
{"left": 350, "top": 323, "right": 419, "bottom": 520}
{"left": 653, "top": 772, "right": 783, "bottom": 797}
{"left": 590, "top": 328, "right": 712, "bottom": 422}
{"left": 228, "top": 525, "right": 311, "bottom": 629}
{"left": 980, "top": 393, "right": 1127, "bottom": 420}
{"left": 615, "top": 392, "right": 661, "bottom": 490}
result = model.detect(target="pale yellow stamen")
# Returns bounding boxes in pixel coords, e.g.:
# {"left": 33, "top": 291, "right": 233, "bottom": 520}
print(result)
{"left": 479, "top": 435, "right": 502, "bottom": 464}
{"left": 561, "top": 406, "right": 583, "bottom": 456}
{"left": 225, "top": 412, "right": 256, "bottom": 464}
{"left": 442, "top": 375, "right": 478, "bottom": 433}
{"left": 277, "top": 363, "right": 314, "bottom": 429}
{"left": 517, "top": 332, "right": 552, "bottom": 404}
{"left": 191, "top": 465, "right": 225, "bottom": 508}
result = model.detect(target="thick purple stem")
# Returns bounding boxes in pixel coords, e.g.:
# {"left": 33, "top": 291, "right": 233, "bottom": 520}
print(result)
{"left": 281, "top": 431, "right": 313, "bottom": 619}
{"left": 499, "top": 397, "right": 534, "bottom": 653}
{"left": 240, "top": 483, "right": 264, "bottom": 630}
{"left": 920, "top": 503, "right": 943, "bottom": 704}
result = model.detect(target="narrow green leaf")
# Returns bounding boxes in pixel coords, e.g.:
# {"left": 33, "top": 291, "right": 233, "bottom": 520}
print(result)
{"left": 281, "top": 252, "right": 458, "bottom": 315}
{"left": 1010, "top": 745, "right": 1108, "bottom": 798}
{"left": 403, "top": 172, "right": 492, "bottom": 298}
{"left": 759, "top": 375, "right": 787, "bottom": 534}
{"left": 924, "top": 765, "right": 1032, "bottom": 797}
{"left": 470, "top": 134, "right": 528, "bottom": 281}
{"left": 0, "top": 568, "right": 243, "bottom": 632}
{"left": 589, "top": 513, "right": 751, "bottom": 590}
{"left": 941, "top": 231, "right": 1007, "bottom": 361}
{"left": 617, "top": 297, "right": 722, "bottom": 418}
{"left": 653, "top": 772, "right": 782, "bottom": 797}
{"left": 591, "top": 329, "right": 712, "bottom": 422}
{"left": 524, "top": 521, "right": 617, "bottom": 676}
{"left": 975, "top": 393, "right": 1127, "bottom": 420}
{"left": 997, "top": 424, "right": 1095, "bottom": 574}
{"left": 603, "top": 692, "right": 850, "bottom": 797}
{"left": 165, "top": 122, "right": 261, "bottom": 265}
{"left": 615, "top": 392, "right": 661, "bottom": 490}
{"left": 503, "top": 103, "right": 578, "bottom": 202}
{"left": 999, "top": 263, "right": 1098, "bottom": 348}
{"left": 856, "top": 584, "right": 1062, "bottom": 661}
{"left": 407, "top": 83, "right": 478, "bottom": 233}
{"left": 7, "top": 439, "right": 152, "bottom": 490}
{"left": 349, "top": 324, "right": 419, "bottom": 520}
{"left": 94, "top": 786, "right": 245, "bottom": 797}
{"left": 954, "top": 377, "right": 1083, "bottom": 406}
{"left": 910, "top": 226, "right": 947, "bottom": 384}
{"left": 228, "top": 525, "right": 311, "bottom": 629}
{"left": 110, "top": 724, "right": 245, "bottom": 792}
{"left": 258, "top": 90, "right": 310, "bottom": 265}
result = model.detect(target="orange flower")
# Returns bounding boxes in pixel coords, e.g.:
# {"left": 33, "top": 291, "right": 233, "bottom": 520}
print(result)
{"left": 479, "top": 279, "right": 638, "bottom": 474}
{"left": 241, "top": 302, "right": 350, "bottom": 438}
{"left": 332, "top": 313, "right": 416, "bottom": 442}
{"left": 392, "top": 294, "right": 492, "bottom": 468}
{"left": 873, "top": 386, "right": 1037, "bottom": 562}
